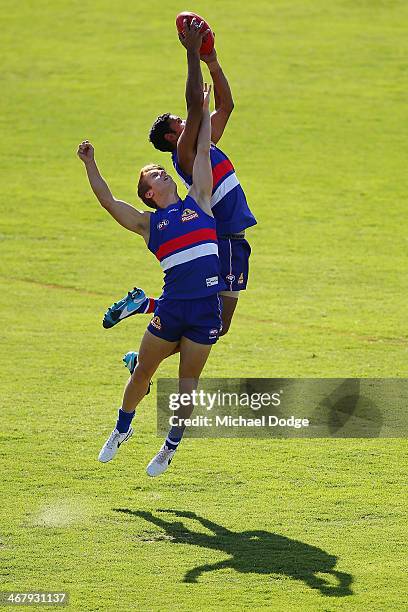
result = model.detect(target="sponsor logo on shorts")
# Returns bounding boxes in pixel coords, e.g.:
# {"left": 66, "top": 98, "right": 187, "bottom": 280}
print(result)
{"left": 226, "top": 273, "right": 235, "bottom": 283}
{"left": 181, "top": 208, "right": 199, "bottom": 222}
{"left": 206, "top": 276, "right": 218, "bottom": 287}
{"left": 157, "top": 219, "right": 169, "bottom": 230}
{"left": 209, "top": 328, "right": 219, "bottom": 339}
{"left": 238, "top": 272, "right": 244, "bottom": 285}
{"left": 150, "top": 316, "right": 162, "bottom": 330}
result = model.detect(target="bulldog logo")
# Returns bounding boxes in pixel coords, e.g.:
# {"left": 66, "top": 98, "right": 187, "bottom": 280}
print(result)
{"left": 150, "top": 316, "right": 162, "bottom": 330}
{"left": 181, "top": 208, "right": 199, "bottom": 222}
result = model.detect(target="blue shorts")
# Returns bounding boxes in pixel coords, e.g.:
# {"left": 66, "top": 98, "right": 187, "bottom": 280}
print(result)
{"left": 147, "top": 294, "right": 223, "bottom": 345}
{"left": 218, "top": 238, "right": 251, "bottom": 292}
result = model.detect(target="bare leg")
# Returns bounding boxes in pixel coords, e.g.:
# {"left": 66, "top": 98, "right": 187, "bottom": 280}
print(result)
{"left": 219, "top": 294, "right": 239, "bottom": 336}
{"left": 178, "top": 336, "right": 212, "bottom": 377}
{"left": 145, "top": 337, "right": 214, "bottom": 475}
{"left": 122, "top": 330, "right": 178, "bottom": 412}
{"left": 168, "top": 337, "right": 213, "bottom": 433}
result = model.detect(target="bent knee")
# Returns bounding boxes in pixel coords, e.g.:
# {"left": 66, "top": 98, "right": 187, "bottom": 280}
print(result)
{"left": 131, "top": 361, "right": 153, "bottom": 382}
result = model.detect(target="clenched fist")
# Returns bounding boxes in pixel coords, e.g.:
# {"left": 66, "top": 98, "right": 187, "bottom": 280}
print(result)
{"left": 77, "top": 140, "right": 94, "bottom": 164}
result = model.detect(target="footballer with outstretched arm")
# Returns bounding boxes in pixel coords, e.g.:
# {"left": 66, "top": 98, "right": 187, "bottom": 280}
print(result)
{"left": 78, "top": 83, "right": 222, "bottom": 476}
{"left": 103, "top": 17, "right": 257, "bottom": 352}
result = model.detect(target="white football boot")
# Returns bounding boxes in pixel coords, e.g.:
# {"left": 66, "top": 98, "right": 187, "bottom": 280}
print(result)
{"left": 146, "top": 444, "right": 176, "bottom": 477}
{"left": 98, "top": 427, "right": 133, "bottom": 463}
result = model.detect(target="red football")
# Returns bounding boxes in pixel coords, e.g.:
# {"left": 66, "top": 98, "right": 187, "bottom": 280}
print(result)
{"left": 176, "top": 11, "right": 215, "bottom": 56}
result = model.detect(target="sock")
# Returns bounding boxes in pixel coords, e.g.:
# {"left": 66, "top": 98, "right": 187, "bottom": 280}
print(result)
{"left": 145, "top": 297, "right": 157, "bottom": 314}
{"left": 165, "top": 426, "right": 184, "bottom": 450}
{"left": 116, "top": 407, "right": 135, "bottom": 433}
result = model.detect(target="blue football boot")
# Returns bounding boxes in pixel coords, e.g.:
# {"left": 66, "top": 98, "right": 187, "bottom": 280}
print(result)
{"left": 123, "top": 351, "right": 151, "bottom": 395}
{"left": 123, "top": 351, "right": 139, "bottom": 374}
{"left": 103, "top": 287, "right": 147, "bottom": 329}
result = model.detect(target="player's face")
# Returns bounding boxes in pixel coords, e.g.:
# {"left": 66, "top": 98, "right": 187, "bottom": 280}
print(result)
{"left": 146, "top": 168, "right": 176, "bottom": 198}
{"left": 168, "top": 115, "right": 185, "bottom": 140}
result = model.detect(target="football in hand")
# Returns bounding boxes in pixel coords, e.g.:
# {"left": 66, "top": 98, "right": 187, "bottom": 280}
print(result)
{"left": 176, "top": 11, "right": 215, "bottom": 56}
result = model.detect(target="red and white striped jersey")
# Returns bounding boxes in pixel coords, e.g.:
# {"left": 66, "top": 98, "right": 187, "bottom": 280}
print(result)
{"left": 148, "top": 195, "right": 226, "bottom": 299}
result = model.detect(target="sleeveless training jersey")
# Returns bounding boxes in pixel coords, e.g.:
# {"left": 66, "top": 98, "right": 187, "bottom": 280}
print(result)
{"left": 148, "top": 195, "right": 226, "bottom": 300}
{"left": 172, "top": 144, "right": 257, "bottom": 236}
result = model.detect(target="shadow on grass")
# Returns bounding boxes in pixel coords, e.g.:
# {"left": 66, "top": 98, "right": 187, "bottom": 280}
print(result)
{"left": 113, "top": 508, "right": 353, "bottom": 596}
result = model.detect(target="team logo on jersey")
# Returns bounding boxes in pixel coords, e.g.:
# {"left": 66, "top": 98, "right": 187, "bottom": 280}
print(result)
{"left": 238, "top": 273, "right": 244, "bottom": 285}
{"left": 157, "top": 219, "right": 169, "bottom": 230}
{"left": 226, "top": 274, "right": 235, "bottom": 283}
{"left": 209, "top": 328, "right": 219, "bottom": 339}
{"left": 181, "top": 208, "right": 199, "bottom": 222}
{"left": 150, "top": 316, "right": 162, "bottom": 330}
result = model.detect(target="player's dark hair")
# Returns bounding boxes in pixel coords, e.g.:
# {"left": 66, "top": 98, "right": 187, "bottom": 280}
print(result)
{"left": 149, "top": 113, "right": 175, "bottom": 152}
{"left": 137, "top": 164, "right": 166, "bottom": 209}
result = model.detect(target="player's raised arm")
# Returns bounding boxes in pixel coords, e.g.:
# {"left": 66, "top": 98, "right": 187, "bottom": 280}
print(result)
{"left": 201, "top": 48, "right": 234, "bottom": 144}
{"left": 189, "top": 84, "right": 213, "bottom": 217}
{"left": 77, "top": 141, "right": 150, "bottom": 241}
{"left": 176, "top": 18, "right": 208, "bottom": 175}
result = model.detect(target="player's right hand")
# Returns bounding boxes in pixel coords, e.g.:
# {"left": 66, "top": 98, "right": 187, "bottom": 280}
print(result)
{"left": 77, "top": 140, "right": 94, "bottom": 163}
{"left": 178, "top": 17, "right": 210, "bottom": 53}
{"left": 203, "top": 83, "right": 212, "bottom": 109}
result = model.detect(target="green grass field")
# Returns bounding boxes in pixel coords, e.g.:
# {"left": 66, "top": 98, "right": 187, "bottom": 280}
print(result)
{"left": 1, "top": 1, "right": 408, "bottom": 610}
